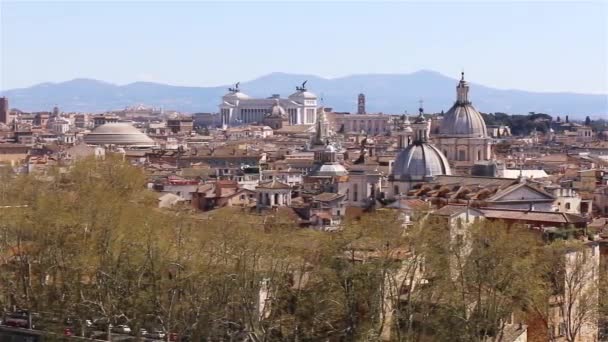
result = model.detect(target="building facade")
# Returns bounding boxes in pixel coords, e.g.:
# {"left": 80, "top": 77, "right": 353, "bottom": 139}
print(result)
{"left": 327, "top": 112, "right": 391, "bottom": 135}
{"left": 220, "top": 82, "right": 318, "bottom": 127}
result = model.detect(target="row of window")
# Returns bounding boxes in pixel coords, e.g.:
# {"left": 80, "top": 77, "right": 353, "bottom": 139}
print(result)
{"left": 442, "top": 149, "right": 484, "bottom": 161}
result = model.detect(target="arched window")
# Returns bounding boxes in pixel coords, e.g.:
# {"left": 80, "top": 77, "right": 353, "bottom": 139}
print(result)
{"left": 477, "top": 150, "right": 482, "bottom": 160}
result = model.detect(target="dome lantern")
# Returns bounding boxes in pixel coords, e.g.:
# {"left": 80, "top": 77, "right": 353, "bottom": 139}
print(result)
{"left": 456, "top": 72, "right": 470, "bottom": 104}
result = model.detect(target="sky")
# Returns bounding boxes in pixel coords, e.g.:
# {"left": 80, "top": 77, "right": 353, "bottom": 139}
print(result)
{"left": 1, "top": 1, "right": 607, "bottom": 94}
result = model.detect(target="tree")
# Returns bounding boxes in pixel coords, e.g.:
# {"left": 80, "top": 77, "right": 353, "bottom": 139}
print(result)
{"left": 0, "top": 157, "right": 599, "bottom": 342}
{"left": 585, "top": 116, "right": 591, "bottom": 126}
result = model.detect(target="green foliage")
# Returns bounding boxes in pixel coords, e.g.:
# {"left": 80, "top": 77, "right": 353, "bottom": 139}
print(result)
{"left": 0, "top": 159, "right": 599, "bottom": 341}
{"left": 481, "top": 112, "right": 552, "bottom": 136}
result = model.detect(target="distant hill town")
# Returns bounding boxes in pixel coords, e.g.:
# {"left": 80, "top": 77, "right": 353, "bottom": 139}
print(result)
{"left": 1, "top": 70, "right": 606, "bottom": 117}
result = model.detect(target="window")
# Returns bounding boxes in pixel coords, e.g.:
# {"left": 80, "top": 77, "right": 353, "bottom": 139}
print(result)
{"left": 353, "top": 184, "right": 359, "bottom": 202}
{"left": 458, "top": 150, "right": 466, "bottom": 161}
{"left": 566, "top": 202, "right": 571, "bottom": 210}
{"left": 477, "top": 150, "right": 481, "bottom": 160}
{"left": 394, "top": 185, "right": 399, "bottom": 195}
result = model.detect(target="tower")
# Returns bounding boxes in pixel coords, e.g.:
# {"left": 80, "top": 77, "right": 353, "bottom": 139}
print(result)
{"left": 357, "top": 93, "right": 366, "bottom": 114}
{"left": 0, "top": 97, "right": 8, "bottom": 125}
{"left": 313, "top": 108, "right": 330, "bottom": 146}
{"left": 396, "top": 114, "right": 413, "bottom": 149}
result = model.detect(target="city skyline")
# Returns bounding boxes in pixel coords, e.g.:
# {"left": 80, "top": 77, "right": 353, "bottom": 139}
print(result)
{"left": 1, "top": 1, "right": 607, "bottom": 94}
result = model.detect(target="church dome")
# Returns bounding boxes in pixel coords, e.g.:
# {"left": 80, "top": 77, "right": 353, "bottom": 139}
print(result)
{"left": 391, "top": 141, "right": 451, "bottom": 181}
{"left": 311, "top": 162, "right": 348, "bottom": 177}
{"left": 84, "top": 123, "right": 155, "bottom": 146}
{"left": 439, "top": 73, "right": 488, "bottom": 138}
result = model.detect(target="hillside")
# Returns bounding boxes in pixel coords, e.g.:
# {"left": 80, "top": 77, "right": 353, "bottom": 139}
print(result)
{"left": 2, "top": 71, "right": 606, "bottom": 118}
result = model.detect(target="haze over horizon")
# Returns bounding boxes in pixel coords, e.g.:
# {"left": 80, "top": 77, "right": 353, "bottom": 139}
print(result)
{"left": 1, "top": 1, "right": 607, "bottom": 94}
{"left": 5, "top": 69, "right": 608, "bottom": 96}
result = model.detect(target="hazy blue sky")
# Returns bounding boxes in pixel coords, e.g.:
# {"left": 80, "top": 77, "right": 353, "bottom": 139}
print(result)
{"left": 1, "top": 1, "right": 607, "bottom": 93}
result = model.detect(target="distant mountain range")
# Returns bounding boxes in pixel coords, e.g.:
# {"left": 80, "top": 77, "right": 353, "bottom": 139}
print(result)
{"left": 1, "top": 71, "right": 606, "bottom": 118}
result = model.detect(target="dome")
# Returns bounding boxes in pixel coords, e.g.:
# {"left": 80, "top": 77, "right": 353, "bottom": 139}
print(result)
{"left": 84, "top": 123, "right": 155, "bottom": 146}
{"left": 438, "top": 73, "right": 488, "bottom": 138}
{"left": 391, "top": 142, "right": 451, "bottom": 181}
{"left": 439, "top": 104, "right": 488, "bottom": 137}
{"left": 311, "top": 163, "right": 348, "bottom": 177}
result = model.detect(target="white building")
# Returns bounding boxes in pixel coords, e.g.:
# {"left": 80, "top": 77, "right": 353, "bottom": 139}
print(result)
{"left": 328, "top": 112, "right": 391, "bottom": 135}
{"left": 224, "top": 125, "right": 273, "bottom": 140}
{"left": 220, "top": 82, "right": 318, "bottom": 127}
{"left": 255, "top": 180, "right": 292, "bottom": 209}
{"left": 50, "top": 117, "right": 71, "bottom": 134}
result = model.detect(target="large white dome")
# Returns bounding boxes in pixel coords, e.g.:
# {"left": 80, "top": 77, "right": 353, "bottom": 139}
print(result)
{"left": 439, "top": 104, "right": 488, "bottom": 137}
{"left": 391, "top": 142, "right": 451, "bottom": 181}
{"left": 311, "top": 163, "right": 348, "bottom": 177}
{"left": 84, "top": 123, "right": 155, "bottom": 146}
{"left": 439, "top": 73, "right": 488, "bottom": 138}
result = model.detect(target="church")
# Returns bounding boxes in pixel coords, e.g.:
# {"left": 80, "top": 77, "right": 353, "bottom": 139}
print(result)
{"left": 388, "top": 73, "right": 494, "bottom": 198}
{"left": 389, "top": 109, "right": 452, "bottom": 198}
{"left": 431, "top": 73, "right": 493, "bottom": 173}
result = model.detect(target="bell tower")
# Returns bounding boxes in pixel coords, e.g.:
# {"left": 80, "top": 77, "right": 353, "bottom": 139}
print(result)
{"left": 357, "top": 93, "right": 366, "bottom": 114}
